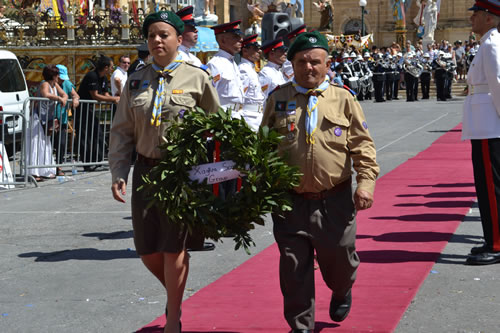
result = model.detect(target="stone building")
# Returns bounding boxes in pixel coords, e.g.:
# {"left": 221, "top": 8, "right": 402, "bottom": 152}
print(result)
{"left": 303, "top": 0, "right": 473, "bottom": 47}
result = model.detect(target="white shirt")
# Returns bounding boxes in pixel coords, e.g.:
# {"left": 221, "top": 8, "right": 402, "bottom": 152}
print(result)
{"left": 462, "top": 28, "right": 500, "bottom": 140}
{"left": 206, "top": 49, "right": 245, "bottom": 108}
{"left": 281, "top": 59, "right": 294, "bottom": 81}
{"left": 259, "top": 61, "right": 286, "bottom": 97}
{"left": 110, "top": 67, "right": 127, "bottom": 96}
{"left": 178, "top": 44, "right": 202, "bottom": 67}
{"left": 238, "top": 58, "right": 265, "bottom": 105}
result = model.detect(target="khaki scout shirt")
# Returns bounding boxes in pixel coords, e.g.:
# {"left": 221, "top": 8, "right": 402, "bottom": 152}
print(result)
{"left": 109, "top": 62, "right": 220, "bottom": 183}
{"left": 261, "top": 82, "right": 379, "bottom": 194}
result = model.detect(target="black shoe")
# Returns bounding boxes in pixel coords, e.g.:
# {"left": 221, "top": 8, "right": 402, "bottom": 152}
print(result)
{"left": 291, "top": 330, "right": 312, "bottom": 333}
{"left": 187, "top": 241, "right": 215, "bottom": 252}
{"left": 465, "top": 251, "right": 500, "bottom": 265}
{"left": 470, "top": 243, "right": 492, "bottom": 255}
{"left": 329, "top": 289, "right": 352, "bottom": 322}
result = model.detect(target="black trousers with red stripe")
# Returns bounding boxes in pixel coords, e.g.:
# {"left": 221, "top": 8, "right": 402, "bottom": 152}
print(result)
{"left": 471, "top": 139, "right": 500, "bottom": 252}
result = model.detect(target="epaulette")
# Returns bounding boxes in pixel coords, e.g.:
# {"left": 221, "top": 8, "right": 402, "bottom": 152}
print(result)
{"left": 341, "top": 84, "right": 357, "bottom": 97}
{"left": 184, "top": 62, "right": 211, "bottom": 75}
{"left": 269, "top": 81, "right": 292, "bottom": 96}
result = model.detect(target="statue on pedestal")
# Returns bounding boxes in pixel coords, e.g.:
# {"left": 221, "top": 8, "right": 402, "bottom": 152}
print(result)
{"left": 194, "top": 0, "right": 218, "bottom": 25}
{"left": 423, "top": 0, "right": 438, "bottom": 40}
{"left": 413, "top": 0, "right": 438, "bottom": 41}
{"left": 313, "top": 0, "right": 333, "bottom": 31}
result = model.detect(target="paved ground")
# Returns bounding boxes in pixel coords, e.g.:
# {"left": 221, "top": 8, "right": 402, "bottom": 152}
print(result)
{"left": 1, "top": 96, "right": 499, "bottom": 332}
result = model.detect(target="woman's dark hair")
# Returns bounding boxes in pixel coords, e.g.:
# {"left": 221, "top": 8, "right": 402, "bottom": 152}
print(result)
{"left": 42, "top": 64, "right": 60, "bottom": 81}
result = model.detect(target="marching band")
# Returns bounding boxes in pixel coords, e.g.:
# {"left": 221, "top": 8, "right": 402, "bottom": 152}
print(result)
{"left": 332, "top": 47, "right": 460, "bottom": 102}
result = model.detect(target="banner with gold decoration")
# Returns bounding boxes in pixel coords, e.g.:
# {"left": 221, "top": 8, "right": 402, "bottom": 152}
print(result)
{"left": 324, "top": 33, "right": 373, "bottom": 51}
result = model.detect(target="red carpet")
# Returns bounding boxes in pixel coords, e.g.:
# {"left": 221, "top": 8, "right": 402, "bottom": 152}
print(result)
{"left": 137, "top": 126, "right": 475, "bottom": 332}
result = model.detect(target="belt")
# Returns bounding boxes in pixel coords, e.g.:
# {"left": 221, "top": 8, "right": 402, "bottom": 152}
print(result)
{"left": 468, "top": 84, "right": 489, "bottom": 95}
{"left": 137, "top": 153, "right": 160, "bottom": 167}
{"left": 293, "top": 178, "right": 351, "bottom": 200}
{"left": 221, "top": 103, "right": 243, "bottom": 111}
{"left": 242, "top": 104, "right": 262, "bottom": 113}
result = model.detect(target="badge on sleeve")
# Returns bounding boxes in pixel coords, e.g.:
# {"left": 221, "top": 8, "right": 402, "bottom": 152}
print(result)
{"left": 362, "top": 121, "right": 368, "bottom": 129}
{"left": 261, "top": 84, "right": 269, "bottom": 92}
{"left": 130, "top": 80, "right": 141, "bottom": 90}
{"left": 288, "top": 122, "right": 295, "bottom": 131}
{"left": 172, "top": 89, "right": 184, "bottom": 94}
{"left": 275, "top": 101, "right": 286, "bottom": 111}
{"left": 212, "top": 74, "right": 221, "bottom": 83}
{"left": 141, "top": 80, "right": 149, "bottom": 89}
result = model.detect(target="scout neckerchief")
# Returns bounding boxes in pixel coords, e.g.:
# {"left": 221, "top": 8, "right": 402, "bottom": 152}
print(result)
{"left": 151, "top": 54, "right": 183, "bottom": 126}
{"left": 292, "top": 75, "right": 330, "bottom": 144}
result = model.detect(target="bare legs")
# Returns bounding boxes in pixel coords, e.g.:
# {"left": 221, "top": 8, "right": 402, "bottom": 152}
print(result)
{"left": 140, "top": 251, "right": 189, "bottom": 333}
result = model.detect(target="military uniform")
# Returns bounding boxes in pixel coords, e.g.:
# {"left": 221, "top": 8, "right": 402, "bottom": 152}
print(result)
{"left": 281, "top": 24, "right": 307, "bottom": 82}
{"left": 372, "top": 55, "right": 386, "bottom": 102}
{"left": 176, "top": 6, "right": 203, "bottom": 67}
{"left": 109, "top": 62, "right": 220, "bottom": 255}
{"left": 259, "top": 38, "right": 288, "bottom": 97}
{"left": 261, "top": 31, "right": 379, "bottom": 330}
{"left": 462, "top": 1, "right": 500, "bottom": 264}
{"left": 178, "top": 44, "right": 202, "bottom": 67}
{"left": 128, "top": 43, "right": 149, "bottom": 75}
{"left": 433, "top": 53, "right": 448, "bottom": 101}
{"left": 238, "top": 34, "right": 265, "bottom": 131}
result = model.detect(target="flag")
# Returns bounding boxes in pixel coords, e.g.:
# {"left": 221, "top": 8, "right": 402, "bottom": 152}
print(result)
{"left": 436, "top": 0, "right": 441, "bottom": 19}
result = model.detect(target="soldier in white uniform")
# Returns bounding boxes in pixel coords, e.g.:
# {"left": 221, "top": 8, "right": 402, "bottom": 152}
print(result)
{"left": 282, "top": 24, "right": 307, "bottom": 81}
{"left": 238, "top": 34, "right": 265, "bottom": 131}
{"left": 176, "top": 6, "right": 203, "bottom": 67}
{"left": 206, "top": 20, "right": 245, "bottom": 118}
{"left": 259, "top": 38, "right": 287, "bottom": 97}
{"left": 206, "top": 20, "right": 245, "bottom": 200}
{"left": 462, "top": 0, "right": 500, "bottom": 265}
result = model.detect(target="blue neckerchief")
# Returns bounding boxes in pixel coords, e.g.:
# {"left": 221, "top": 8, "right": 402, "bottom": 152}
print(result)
{"left": 151, "top": 54, "right": 183, "bottom": 126}
{"left": 292, "top": 76, "right": 330, "bottom": 144}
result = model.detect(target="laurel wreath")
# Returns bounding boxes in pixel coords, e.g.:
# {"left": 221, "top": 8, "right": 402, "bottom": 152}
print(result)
{"left": 139, "top": 107, "right": 302, "bottom": 253}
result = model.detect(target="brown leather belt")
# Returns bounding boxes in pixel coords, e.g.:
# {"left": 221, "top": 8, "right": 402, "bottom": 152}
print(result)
{"left": 293, "top": 178, "right": 351, "bottom": 200}
{"left": 137, "top": 153, "right": 160, "bottom": 167}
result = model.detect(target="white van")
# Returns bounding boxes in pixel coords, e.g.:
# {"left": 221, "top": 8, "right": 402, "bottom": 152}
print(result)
{"left": 0, "top": 49, "right": 29, "bottom": 146}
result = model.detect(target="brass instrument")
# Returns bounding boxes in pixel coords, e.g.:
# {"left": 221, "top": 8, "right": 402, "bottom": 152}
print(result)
{"left": 403, "top": 59, "right": 423, "bottom": 78}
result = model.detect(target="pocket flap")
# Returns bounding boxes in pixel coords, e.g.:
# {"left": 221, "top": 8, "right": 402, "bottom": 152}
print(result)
{"left": 324, "top": 114, "right": 349, "bottom": 127}
{"left": 170, "top": 95, "right": 196, "bottom": 108}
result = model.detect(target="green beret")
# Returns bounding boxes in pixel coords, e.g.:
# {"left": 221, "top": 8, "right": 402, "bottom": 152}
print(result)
{"left": 142, "top": 11, "right": 184, "bottom": 37}
{"left": 287, "top": 31, "right": 329, "bottom": 61}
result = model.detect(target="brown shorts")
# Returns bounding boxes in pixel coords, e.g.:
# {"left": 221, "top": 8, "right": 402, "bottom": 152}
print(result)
{"left": 131, "top": 160, "right": 203, "bottom": 255}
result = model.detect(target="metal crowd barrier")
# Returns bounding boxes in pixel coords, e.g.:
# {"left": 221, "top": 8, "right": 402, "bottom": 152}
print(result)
{"left": 0, "top": 110, "right": 28, "bottom": 188}
{"left": 0, "top": 97, "right": 116, "bottom": 189}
